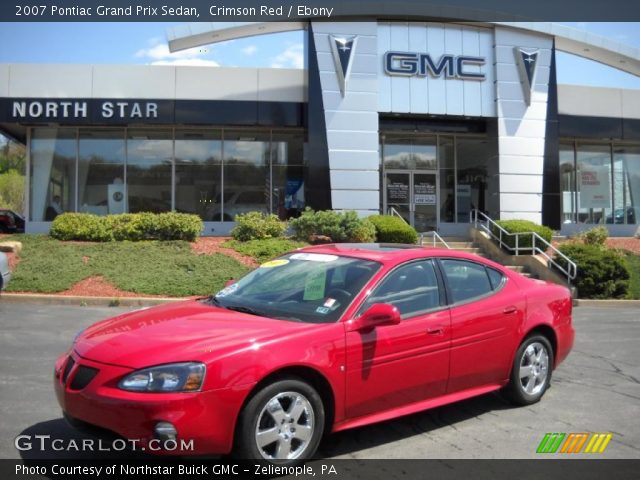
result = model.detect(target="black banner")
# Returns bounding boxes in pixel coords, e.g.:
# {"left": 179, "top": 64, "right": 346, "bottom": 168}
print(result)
{"left": 2, "top": 0, "right": 640, "bottom": 22}
{"left": 0, "top": 98, "right": 304, "bottom": 127}
{"left": 2, "top": 459, "right": 640, "bottom": 480}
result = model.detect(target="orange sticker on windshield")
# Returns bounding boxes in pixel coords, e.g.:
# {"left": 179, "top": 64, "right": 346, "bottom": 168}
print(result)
{"left": 260, "top": 259, "right": 290, "bottom": 268}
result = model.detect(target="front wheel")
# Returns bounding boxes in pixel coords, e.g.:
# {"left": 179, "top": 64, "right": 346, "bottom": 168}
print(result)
{"left": 503, "top": 335, "right": 554, "bottom": 406}
{"left": 234, "top": 378, "right": 325, "bottom": 464}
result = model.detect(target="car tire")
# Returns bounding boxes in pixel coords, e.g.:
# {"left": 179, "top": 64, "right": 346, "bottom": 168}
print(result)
{"left": 234, "top": 378, "right": 325, "bottom": 464}
{"left": 503, "top": 334, "right": 554, "bottom": 406}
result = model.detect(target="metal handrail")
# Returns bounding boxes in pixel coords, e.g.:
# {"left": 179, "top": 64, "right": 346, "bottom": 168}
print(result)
{"left": 469, "top": 209, "right": 577, "bottom": 283}
{"left": 387, "top": 207, "right": 407, "bottom": 223}
{"left": 385, "top": 208, "right": 449, "bottom": 249}
{"left": 420, "top": 231, "right": 451, "bottom": 249}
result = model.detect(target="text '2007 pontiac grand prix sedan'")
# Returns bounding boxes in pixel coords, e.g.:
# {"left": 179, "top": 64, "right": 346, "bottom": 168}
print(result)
{"left": 54, "top": 243, "right": 574, "bottom": 463}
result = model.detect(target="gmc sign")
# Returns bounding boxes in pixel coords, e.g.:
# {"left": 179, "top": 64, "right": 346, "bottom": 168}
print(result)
{"left": 384, "top": 51, "right": 486, "bottom": 80}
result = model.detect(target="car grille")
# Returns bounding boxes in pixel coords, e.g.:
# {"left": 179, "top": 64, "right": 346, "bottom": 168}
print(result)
{"left": 69, "top": 365, "right": 99, "bottom": 390}
{"left": 61, "top": 356, "right": 75, "bottom": 384}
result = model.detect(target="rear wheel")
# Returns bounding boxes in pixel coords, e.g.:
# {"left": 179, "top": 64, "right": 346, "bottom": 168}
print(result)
{"left": 503, "top": 335, "right": 553, "bottom": 406}
{"left": 234, "top": 378, "right": 325, "bottom": 464}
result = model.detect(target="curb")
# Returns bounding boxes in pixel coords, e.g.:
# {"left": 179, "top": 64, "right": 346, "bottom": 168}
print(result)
{"left": 0, "top": 293, "right": 188, "bottom": 307}
{"left": 574, "top": 299, "right": 640, "bottom": 307}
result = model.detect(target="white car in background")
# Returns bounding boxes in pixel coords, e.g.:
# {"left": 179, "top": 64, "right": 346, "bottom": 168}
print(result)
{"left": 0, "top": 252, "right": 10, "bottom": 291}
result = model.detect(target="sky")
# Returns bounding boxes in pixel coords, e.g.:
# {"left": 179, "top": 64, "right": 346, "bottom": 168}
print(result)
{"left": 0, "top": 22, "right": 638, "bottom": 88}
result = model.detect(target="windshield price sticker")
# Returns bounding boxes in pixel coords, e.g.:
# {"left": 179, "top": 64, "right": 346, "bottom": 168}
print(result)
{"left": 260, "top": 259, "right": 290, "bottom": 268}
{"left": 304, "top": 268, "right": 327, "bottom": 301}
{"left": 290, "top": 253, "right": 338, "bottom": 262}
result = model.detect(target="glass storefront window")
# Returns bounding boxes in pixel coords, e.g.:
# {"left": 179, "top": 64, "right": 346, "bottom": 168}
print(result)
{"left": 383, "top": 137, "right": 436, "bottom": 170}
{"left": 29, "top": 127, "right": 305, "bottom": 223}
{"left": 126, "top": 130, "right": 173, "bottom": 214}
{"left": 223, "top": 131, "right": 270, "bottom": 221}
{"left": 576, "top": 144, "right": 612, "bottom": 224}
{"left": 174, "top": 130, "right": 222, "bottom": 221}
{"left": 272, "top": 130, "right": 305, "bottom": 220}
{"left": 78, "top": 129, "right": 125, "bottom": 216}
{"left": 559, "top": 143, "right": 576, "bottom": 224}
{"left": 30, "top": 128, "right": 76, "bottom": 221}
{"left": 613, "top": 146, "right": 640, "bottom": 225}
{"left": 439, "top": 136, "right": 455, "bottom": 223}
{"left": 456, "top": 137, "right": 489, "bottom": 222}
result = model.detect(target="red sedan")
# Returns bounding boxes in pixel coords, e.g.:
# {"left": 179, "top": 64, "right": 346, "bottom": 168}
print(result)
{"left": 54, "top": 243, "right": 574, "bottom": 463}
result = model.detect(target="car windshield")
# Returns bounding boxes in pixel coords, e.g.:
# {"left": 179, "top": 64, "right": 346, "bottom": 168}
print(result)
{"left": 210, "top": 253, "right": 381, "bottom": 324}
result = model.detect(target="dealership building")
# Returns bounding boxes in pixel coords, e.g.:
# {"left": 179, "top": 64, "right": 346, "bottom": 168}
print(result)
{"left": 1, "top": 20, "right": 639, "bottom": 236}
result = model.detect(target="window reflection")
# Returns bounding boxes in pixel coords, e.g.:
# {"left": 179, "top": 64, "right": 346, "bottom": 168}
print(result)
{"left": 456, "top": 137, "right": 489, "bottom": 222}
{"left": 127, "top": 130, "right": 173, "bottom": 213}
{"left": 78, "top": 130, "right": 125, "bottom": 216}
{"left": 175, "top": 130, "right": 222, "bottom": 221}
{"left": 29, "top": 127, "right": 306, "bottom": 222}
{"left": 223, "top": 131, "right": 270, "bottom": 221}
{"left": 30, "top": 128, "right": 76, "bottom": 221}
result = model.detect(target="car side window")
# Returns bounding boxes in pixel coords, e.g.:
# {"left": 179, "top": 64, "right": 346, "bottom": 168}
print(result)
{"left": 486, "top": 267, "right": 505, "bottom": 291}
{"left": 441, "top": 259, "right": 494, "bottom": 304}
{"left": 360, "top": 260, "right": 440, "bottom": 319}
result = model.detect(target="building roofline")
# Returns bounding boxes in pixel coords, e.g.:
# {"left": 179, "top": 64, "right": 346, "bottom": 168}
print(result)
{"left": 167, "top": 21, "right": 640, "bottom": 77}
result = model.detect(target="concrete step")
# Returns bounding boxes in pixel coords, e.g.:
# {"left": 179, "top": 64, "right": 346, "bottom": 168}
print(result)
{"left": 440, "top": 237, "right": 472, "bottom": 243}
{"left": 505, "top": 265, "right": 526, "bottom": 272}
{"left": 449, "top": 247, "right": 482, "bottom": 254}
{"left": 444, "top": 242, "right": 476, "bottom": 248}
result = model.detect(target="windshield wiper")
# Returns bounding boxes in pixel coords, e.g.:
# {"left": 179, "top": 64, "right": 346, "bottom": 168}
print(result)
{"left": 208, "top": 296, "right": 222, "bottom": 306}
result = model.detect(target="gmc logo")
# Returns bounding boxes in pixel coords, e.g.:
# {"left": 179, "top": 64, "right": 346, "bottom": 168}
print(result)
{"left": 384, "top": 51, "right": 485, "bottom": 80}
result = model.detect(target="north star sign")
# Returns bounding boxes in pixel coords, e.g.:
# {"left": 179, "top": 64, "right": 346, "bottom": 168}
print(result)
{"left": 384, "top": 51, "right": 486, "bottom": 80}
{"left": 10, "top": 100, "right": 159, "bottom": 120}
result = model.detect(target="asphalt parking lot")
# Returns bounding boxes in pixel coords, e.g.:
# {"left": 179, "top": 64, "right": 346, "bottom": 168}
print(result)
{"left": 0, "top": 301, "right": 638, "bottom": 460}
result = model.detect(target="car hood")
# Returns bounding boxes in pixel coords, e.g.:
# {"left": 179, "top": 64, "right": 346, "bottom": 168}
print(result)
{"left": 74, "top": 299, "right": 318, "bottom": 369}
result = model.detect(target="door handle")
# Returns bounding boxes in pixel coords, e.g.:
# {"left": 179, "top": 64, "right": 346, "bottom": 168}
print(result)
{"left": 427, "top": 326, "right": 445, "bottom": 336}
{"left": 503, "top": 306, "right": 517, "bottom": 315}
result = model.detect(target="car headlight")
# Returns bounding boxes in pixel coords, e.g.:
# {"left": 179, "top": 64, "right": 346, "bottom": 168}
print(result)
{"left": 118, "top": 362, "right": 206, "bottom": 393}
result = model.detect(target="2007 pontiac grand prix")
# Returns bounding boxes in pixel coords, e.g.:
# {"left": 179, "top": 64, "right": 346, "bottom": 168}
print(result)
{"left": 55, "top": 243, "right": 574, "bottom": 464}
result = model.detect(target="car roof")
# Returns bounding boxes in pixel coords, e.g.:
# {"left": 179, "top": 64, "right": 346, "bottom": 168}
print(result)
{"left": 296, "top": 243, "right": 497, "bottom": 266}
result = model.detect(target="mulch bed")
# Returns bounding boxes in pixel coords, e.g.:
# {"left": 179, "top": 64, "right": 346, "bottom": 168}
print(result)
{"left": 606, "top": 238, "right": 640, "bottom": 255}
{"left": 191, "top": 237, "right": 259, "bottom": 267}
{"left": 58, "top": 276, "right": 173, "bottom": 298}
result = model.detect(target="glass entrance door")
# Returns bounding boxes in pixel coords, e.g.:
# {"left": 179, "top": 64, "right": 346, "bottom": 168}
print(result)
{"left": 385, "top": 171, "right": 438, "bottom": 232}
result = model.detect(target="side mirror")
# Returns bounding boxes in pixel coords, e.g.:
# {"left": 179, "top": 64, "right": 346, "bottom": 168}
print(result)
{"left": 348, "top": 303, "right": 401, "bottom": 332}
{"left": 224, "top": 279, "right": 236, "bottom": 287}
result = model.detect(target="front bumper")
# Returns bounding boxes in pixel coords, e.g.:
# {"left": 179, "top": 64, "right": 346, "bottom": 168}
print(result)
{"left": 54, "top": 352, "right": 253, "bottom": 455}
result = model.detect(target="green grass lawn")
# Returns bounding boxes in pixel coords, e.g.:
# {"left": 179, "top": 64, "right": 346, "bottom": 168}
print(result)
{"left": 5, "top": 235, "right": 249, "bottom": 296}
{"left": 623, "top": 252, "right": 640, "bottom": 300}
{"left": 222, "top": 238, "right": 307, "bottom": 263}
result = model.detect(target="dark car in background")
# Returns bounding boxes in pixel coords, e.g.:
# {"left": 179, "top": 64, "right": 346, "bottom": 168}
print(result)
{"left": 606, "top": 207, "right": 636, "bottom": 225}
{"left": 0, "top": 210, "right": 25, "bottom": 233}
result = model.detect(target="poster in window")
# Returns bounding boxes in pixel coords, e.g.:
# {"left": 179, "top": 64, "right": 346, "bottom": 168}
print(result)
{"left": 579, "top": 166, "right": 611, "bottom": 209}
{"left": 414, "top": 179, "right": 436, "bottom": 205}
{"left": 386, "top": 176, "right": 410, "bottom": 203}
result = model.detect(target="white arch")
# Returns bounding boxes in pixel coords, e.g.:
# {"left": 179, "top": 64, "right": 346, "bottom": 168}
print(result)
{"left": 167, "top": 21, "right": 640, "bottom": 76}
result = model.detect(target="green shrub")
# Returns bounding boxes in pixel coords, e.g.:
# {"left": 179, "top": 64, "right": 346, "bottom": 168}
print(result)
{"left": 579, "top": 226, "right": 609, "bottom": 246}
{"left": 289, "top": 208, "right": 376, "bottom": 243}
{"left": 557, "top": 243, "right": 630, "bottom": 299}
{"left": 50, "top": 212, "right": 203, "bottom": 242}
{"left": 150, "top": 212, "right": 203, "bottom": 241}
{"left": 367, "top": 215, "right": 418, "bottom": 244}
{"left": 50, "top": 213, "right": 112, "bottom": 242}
{"left": 231, "top": 211, "right": 287, "bottom": 241}
{"left": 492, "top": 219, "right": 553, "bottom": 253}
